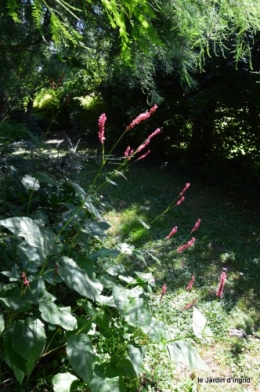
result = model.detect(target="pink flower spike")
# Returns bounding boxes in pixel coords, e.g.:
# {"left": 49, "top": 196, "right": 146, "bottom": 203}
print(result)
{"left": 180, "top": 182, "right": 190, "bottom": 196}
{"left": 177, "top": 237, "right": 195, "bottom": 253}
{"left": 136, "top": 138, "right": 150, "bottom": 153}
{"left": 166, "top": 226, "right": 178, "bottom": 239}
{"left": 186, "top": 275, "right": 195, "bottom": 290}
{"left": 124, "top": 146, "right": 134, "bottom": 160}
{"left": 216, "top": 272, "right": 227, "bottom": 298}
{"left": 21, "top": 272, "right": 29, "bottom": 286}
{"left": 137, "top": 149, "right": 150, "bottom": 161}
{"left": 98, "top": 113, "right": 107, "bottom": 144}
{"left": 148, "top": 128, "right": 161, "bottom": 140}
{"left": 126, "top": 105, "right": 158, "bottom": 131}
{"left": 191, "top": 218, "right": 201, "bottom": 233}
{"left": 176, "top": 196, "right": 185, "bottom": 206}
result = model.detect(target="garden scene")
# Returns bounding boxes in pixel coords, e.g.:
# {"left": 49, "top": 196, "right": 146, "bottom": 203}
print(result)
{"left": 0, "top": 1, "right": 260, "bottom": 391}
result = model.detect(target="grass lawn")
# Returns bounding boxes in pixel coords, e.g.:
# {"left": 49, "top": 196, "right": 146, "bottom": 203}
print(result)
{"left": 80, "top": 158, "right": 260, "bottom": 391}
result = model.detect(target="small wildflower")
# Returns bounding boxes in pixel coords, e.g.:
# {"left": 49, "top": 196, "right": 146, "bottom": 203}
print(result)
{"left": 191, "top": 218, "right": 201, "bottom": 233}
{"left": 166, "top": 226, "right": 178, "bottom": 239}
{"left": 21, "top": 272, "right": 29, "bottom": 286}
{"left": 176, "top": 196, "right": 185, "bottom": 206}
{"left": 126, "top": 105, "right": 158, "bottom": 131}
{"left": 136, "top": 138, "right": 150, "bottom": 153}
{"left": 98, "top": 113, "right": 107, "bottom": 144}
{"left": 216, "top": 271, "right": 227, "bottom": 298}
{"left": 180, "top": 298, "right": 198, "bottom": 311}
{"left": 147, "top": 128, "right": 161, "bottom": 140}
{"left": 137, "top": 150, "right": 150, "bottom": 161}
{"left": 159, "top": 283, "right": 167, "bottom": 303}
{"left": 186, "top": 275, "right": 195, "bottom": 290}
{"left": 124, "top": 146, "right": 134, "bottom": 160}
{"left": 180, "top": 182, "right": 190, "bottom": 196}
{"left": 177, "top": 237, "right": 195, "bottom": 253}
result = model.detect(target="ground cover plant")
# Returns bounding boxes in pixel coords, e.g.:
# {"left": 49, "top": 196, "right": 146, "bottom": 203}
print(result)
{"left": 0, "top": 107, "right": 216, "bottom": 391}
{"left": 0, "top": 106, "right": 259, "bottom": 391}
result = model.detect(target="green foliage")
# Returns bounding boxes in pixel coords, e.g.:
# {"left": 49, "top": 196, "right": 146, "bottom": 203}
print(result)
{"left": 0, "top": 109, "right": 210, "bottom": 391}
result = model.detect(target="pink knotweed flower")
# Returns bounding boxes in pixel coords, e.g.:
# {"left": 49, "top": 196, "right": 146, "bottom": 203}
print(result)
{"left": 136, "top": 138, "right": 150, "bottom": 153}
{"left": 191, "top": 218, "right": 201, "bottom": 233}
{"left": 180, "top": 182, "right": 190, "bottom": 196}
{"left": 21, "top": 272, "right": 29, "bottom": 286}
{"left": 126, "top": 104, "right": 158, "bottom": 131}
{"left": 124, "top": 146, "right": 134, "bottom": 160}
{"left": 137, "top": 150, "right": 150, "bottom": 160}
{"left": 159, "top": 283, "right": 167, "bottom": 303}
{"left": 186, "top": 275, "right": 195, "bottom": 290}
{"left": 177, "top": 237, "right": 195, "bottom": 253}
{"left": 216, "top": 272, "right": 227, "bottom": 298}
{"left": 176, "top": 196, "right": 185, "bottom": 206}
{"left": 147, "top": 128, "right": 161, "bottom": 140}
{"left": 166, "top": 226, "right": 178, "bottom": 239}
{"left": 98, "top": 113, "right": 107, "bottom": 144}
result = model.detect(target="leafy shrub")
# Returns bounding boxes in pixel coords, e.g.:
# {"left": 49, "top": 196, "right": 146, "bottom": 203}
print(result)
{"left": 0, "top": 107, "right": 211, "bottom": 391}
{"left": 0, "top": 120, "right": 30, "bottom": 141}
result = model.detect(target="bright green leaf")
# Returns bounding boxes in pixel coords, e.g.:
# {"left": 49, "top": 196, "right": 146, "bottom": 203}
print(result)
{"left": 52, "top": 372, "right": 78, "bottom": 392}
{"left": 39, "top": 301, "right": 77, "bottom": 331}
{"left": 192, "top": 307, "right": 213, "bottom": 341}
{"left": 167, "top": 340, "right": 209, "bottom": 370}
{"left": 128, "top": 344, "right": 143, "bottom": 376}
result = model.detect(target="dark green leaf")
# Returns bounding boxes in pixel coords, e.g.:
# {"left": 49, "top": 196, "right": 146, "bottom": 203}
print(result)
{"left": 39, "top": 301, "right": 77, "bottom": 331}
{"left": 67, "top": 334, "right": 95, "bottom": 384}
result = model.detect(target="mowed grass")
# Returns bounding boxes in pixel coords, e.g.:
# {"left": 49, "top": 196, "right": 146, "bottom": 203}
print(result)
{"left": 80, "top": 158, "right": 260, "bottom": 391}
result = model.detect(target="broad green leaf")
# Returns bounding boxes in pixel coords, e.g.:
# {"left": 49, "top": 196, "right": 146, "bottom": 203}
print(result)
{"left": 113, "top": 286, "right": 151, "bottom": 329}
{"left": 111, "top": 355, "right": 136, "bottom": 377}
{"left": 89, "top": 248, "right": 120, "bottom": 261}
{"left": 0, "top": 297, "right": 31, "bottom": 312}
{"left": 36, "top": 171, "right": 61, "bottom": 186}
{"left": 84, "top": 196, "right": 104, "bottom": 221}
{"left": 0, "top": 313, "right": 5, "bottom": 333}
{"left": 167, "top": 340, "right": 209, "bottom": 370}
{"left": 12, "top": 318, "right": 46, "bottom": 376}
{"left": 90, "top": 373, "right": 120, "bottom": 392}
{"left": 80, "top": 220, "right": 108, "bottom": 237}
{"left": 21, "top": 174, "right": 40, "bottom": 191}
{"left": 39, "top": 301, "right": 77, "bottom": 331}
{"left": 0, "top": 217, "right": 56, "bottom": 249}
{"left": 1, "top": 268, "right": 20, "bottom": 281}
{"left": 58, "top": 257, "right": 102, "bottom": 301}
{"left": 141, "top": 317, "right": 168, "bottom": 342}
{"left": 192, "top": 307, "right": 213, "bottom": 341}
{"left": 118, "top": 242, "right": 134, "bottom": 255}
{"left": 52, "top": 372, "right": 78, "bottom": 392}
{"left": 104, "top": 263, "right": 125, "bottom": 275}
{"left": 128, "top": 344, "right": 143, "bottom": 376}
{"left": 67, "top": 334, "right": 95, "bottom": 384}
{"left": 4, "top": 325, "right": 26, "bottom": 384}
{"left": 17, "top": 242, "right": 46, "bottom": 270}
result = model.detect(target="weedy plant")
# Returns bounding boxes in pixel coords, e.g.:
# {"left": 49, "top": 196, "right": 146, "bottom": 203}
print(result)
{"left": 0, "top": 106, "right": 215, "bottom": 391}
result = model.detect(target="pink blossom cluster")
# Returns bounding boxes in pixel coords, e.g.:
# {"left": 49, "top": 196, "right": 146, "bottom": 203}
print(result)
{"left": 21, "top": 272, "right": 29, "bottom": 286}
{"left": 176, "top": 183, "right": 190, "bottom": 206}
{"left": 186, "top": 275, "right": 195, "bottom": 290}
{"left": 98, "top": 113, "right": 107, "bottom": 144}
{"left": 191, "top": 218, "right": 201, "bottom": 233}
{"left": 124, "top": 128, "right": 161, "bottom": 161}
{"left": 177, "top": 237, "right": 195, "bottom": 253}
{"left": 166, "top": 226, "right": 178, "bottom": 239}
{"left": 216, "top": 272, "right": 227, "bottom": 298}
{"left": 176, "top": 196, "right": 185, "bottom": 206}
{"left": 124, "top": 146, "right": 134, "bottom": 160}
{"left": 126, "top": 104, "right": 158, "bottom": 131}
